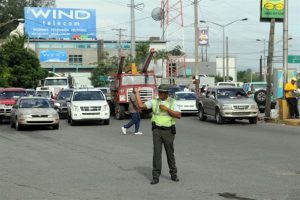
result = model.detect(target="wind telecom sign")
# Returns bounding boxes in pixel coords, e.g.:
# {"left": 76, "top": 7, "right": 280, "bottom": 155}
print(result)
{"left": 24, "top": 7, "right": 96, "bottom": 39}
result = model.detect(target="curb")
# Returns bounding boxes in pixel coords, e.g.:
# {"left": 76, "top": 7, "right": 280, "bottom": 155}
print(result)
{"left": 267, "top": 118, "right": 300, "bottom": 127}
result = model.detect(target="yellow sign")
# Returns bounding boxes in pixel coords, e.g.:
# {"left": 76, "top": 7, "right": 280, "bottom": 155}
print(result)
{"left": 261, "top": 0, "right": 284, "bottom": 21}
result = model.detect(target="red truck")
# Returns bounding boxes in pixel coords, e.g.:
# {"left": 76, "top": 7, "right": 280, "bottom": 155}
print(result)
{"left": 0, "top": 88, "right": 27, "bottom": 123}
{"left": 110, "top": 49, "right": 158, "bottom": 119}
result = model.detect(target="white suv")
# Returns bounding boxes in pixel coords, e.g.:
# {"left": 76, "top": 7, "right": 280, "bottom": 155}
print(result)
{"left": 67, "top": 89, "right": 110, "bottom": 125}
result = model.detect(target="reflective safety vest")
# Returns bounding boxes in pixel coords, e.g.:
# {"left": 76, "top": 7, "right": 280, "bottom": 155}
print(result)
{"left": 151, "top": 98, "right": 176, "bottom": 127}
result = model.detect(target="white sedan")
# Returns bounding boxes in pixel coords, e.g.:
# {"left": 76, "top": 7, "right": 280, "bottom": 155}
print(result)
{"left": 174, "top": 91, "right": 198, "bottom": 114}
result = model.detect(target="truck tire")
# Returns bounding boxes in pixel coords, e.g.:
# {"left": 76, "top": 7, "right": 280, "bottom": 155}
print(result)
{"left": 254, "top": 90, "right": 266, "bottom": 105}
{"left": 249, "top": 117, "right": 258, "bottom": 124}
{"left": 198, "top": 105, "right": 207, "bottom": 121}
{"left": 115, "top": 104, "right": 125, "bottom": 120}
{"left": 215, "top": 109, "right": 224, "bottom": 124}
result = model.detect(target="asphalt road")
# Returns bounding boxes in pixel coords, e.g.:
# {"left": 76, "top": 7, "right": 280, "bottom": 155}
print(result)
{"left": 0, "top": 116, "right": 300, "bottom": 200}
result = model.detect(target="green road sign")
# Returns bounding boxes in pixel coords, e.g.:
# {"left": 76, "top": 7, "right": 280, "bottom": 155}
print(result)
{"left": 288, "top": 55, "right": 300, "bottom": 64}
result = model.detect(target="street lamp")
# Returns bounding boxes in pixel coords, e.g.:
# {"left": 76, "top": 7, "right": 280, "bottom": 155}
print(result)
{"left": 200, "top": 18, "right": 248, "bottom": 82}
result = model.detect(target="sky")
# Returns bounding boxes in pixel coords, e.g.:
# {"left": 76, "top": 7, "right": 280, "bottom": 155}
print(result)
{"left": 56, "top": 0, "right": 300, "bottom": 72}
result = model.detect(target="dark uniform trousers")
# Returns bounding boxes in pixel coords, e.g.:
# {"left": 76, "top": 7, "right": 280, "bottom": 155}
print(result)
{"left": 152, "top": 128, "right": 177, "bottom": 179}
{"left": 287, "top": 97, "right": 299, "bottom": 117}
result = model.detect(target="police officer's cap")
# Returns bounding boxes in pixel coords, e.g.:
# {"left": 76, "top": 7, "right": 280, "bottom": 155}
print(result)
{"left": 158, "top": 84, "right": 169, "bottom": 92}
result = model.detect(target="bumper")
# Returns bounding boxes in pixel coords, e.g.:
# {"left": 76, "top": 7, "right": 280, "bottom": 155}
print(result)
{"left": 0, "top": 107, "right": 12, "bottom": 118}
{"left": 221, "top": 109, "right": 258, "bottom": 118}
{"left": 18, "top": 117, "right": 59, "bottom": 126}
{"left": 71, "top": 111, "right": 110, "bottom": 121}
{"left": 56, "top": 107, "right": 68, "bottom": 114}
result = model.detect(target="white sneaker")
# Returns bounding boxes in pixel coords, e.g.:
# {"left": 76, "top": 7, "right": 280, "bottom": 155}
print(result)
{"left": 121, "top": 127, "right": 127, "bottom": 134}
{"left": 134, "top": 132, "right": 143, "bottom": 135}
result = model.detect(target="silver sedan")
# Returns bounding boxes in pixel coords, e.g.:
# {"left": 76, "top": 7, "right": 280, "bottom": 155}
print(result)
{"left": 10, "top": 97, "right": 59, "bottom": 131}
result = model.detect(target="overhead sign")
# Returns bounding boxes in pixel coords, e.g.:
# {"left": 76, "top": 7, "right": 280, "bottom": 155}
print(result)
{"left": 40, "top": 50, "right": 68, "bottom": 62}
{"left": 199, "top": 27, "right": 209, "bottom": 46}
{"left": 288, "top": 55, "right": 300, "bottom": 64}
{"left": 260, "top": 0, "right": 284, "bottom": 22}
{"left": 25, "top": 7, "right": 96, "bottom": 39}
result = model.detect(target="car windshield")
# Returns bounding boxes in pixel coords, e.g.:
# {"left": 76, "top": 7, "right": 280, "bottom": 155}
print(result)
{"left": 0, "top": 91, "right": 26, "bottom": 99}
{"left": 99, "top": 89, "right": 108, "bottom": 94}
{"left": 217, "top": 88, "right": 248, "bottom": 99}
{"left": 57, "top": 91, "right": 73, "bottom": 100}
{"left": 19, "top": 99, "right": 51, "bottom": 108}
{"left": 44, "top": 79, "right": 68, "bottom": 86}
{"left": 251, "top": 84, "right": 267, "bottom": 91}
{"left": 73, "top": 91, "right": 105, "bottom": 101}
{"left": 175, "top": 93, "right": 197, "bottom": 100}
{"left": 122, "top": 75, "right": 155, "bottom": 85}
{"left": 36, "top": 91, "right": 50, "bottom": 98}
{"left": 169, "top": 87, "right": 182, "bottom": 95}
{"left": 26, "top": 90, "right": 35, "bottom": 96}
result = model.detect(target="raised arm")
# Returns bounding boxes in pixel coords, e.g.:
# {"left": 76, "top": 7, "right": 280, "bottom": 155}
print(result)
{"left": 135, "top": 88, "right": 148, "bottom": 110}
{"left": 159, "top": 104, "right": 181, "bottom": 119}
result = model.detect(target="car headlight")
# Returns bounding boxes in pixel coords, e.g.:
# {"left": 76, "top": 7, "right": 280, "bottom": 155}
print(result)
{"left": 19, "top": 114, "right": 32, "bottom": 118}
{"left": 222, "top": 105, "right": 233, "bottom": 110}
{"left": 119, "top": 95, "right": 126, "bottom": 101}
{"left": 48, "top": 114, "right": 59, "bottom": 118}
{"left": 72, "top": 105, "right": 79, "bottom": 112}
{"left": 102, "top": 104, "right": 109, "bottom": 111}
{"left": 54, "top": 102, "right": 60, "bottom": 107}
{"left": 250, "top": 104, "right": 258, "bottom": 109}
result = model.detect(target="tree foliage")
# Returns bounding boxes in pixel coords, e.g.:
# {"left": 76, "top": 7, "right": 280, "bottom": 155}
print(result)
{"left": 0, "top": 33, "right": 48, "bottom": 88}
{"left": 0, "top": 0, "right": 56, "bottom": 38}
{"left": 237, "top": 70, "right": 261, "bottom": 83}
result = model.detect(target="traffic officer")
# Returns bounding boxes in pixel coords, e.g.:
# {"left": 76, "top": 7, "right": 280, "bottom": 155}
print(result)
{"left": 135, "top": 84, "right": 181, "bottom": 184}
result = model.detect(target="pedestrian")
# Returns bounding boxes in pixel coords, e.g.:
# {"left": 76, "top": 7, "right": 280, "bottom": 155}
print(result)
{"left": 135, "top": 84, "right": 181, "bottom": 184}
{"left": 121, "top": 88, "right": 142, "bottom": 135}
{"left": 284, "top": 77, "right": 299, "bottom": 119}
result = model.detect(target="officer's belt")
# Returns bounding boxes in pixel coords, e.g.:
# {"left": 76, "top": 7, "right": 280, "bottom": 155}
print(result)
{"left": 154, "top": 125, "right": 172, "bottom": 130}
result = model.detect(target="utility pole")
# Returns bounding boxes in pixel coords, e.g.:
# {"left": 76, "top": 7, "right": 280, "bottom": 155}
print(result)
{"left": 265, "top": 19, "right": 275, "bottom": 119}
{"left": 112, "top": 28, "right": 126, "bottom": 55}
{"left": 259, "top": 56, "right": 263, "bottom": 81}
{"left": 194, "top": 0, "right": 200, "bottom": 95}
{"left": 226, "top": 36, "right": 229, "bottom": 81}
{"left": 127, "top": 1, "right": 143, "bottom": 59}
{"left": 283, "top": 0, "right": 289, "bottom": 85}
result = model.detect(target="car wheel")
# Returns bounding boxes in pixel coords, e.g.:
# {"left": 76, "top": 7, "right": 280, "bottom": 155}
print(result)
{"left": 70, "top": 117, "right": 75, "bottom": 126}
{"left": 249, "top": 117, "right": 257, "bottom": 124}
{"left": 53, "top": 124, "right": 59, "bottom": 130}
{"left": 67, "top": 112, "right": 71, "bottom": 123}
{"left": 198, "top": 106, "right": 207, "bottom": 121}
{"left": 254, "top": 90, "right": 267, "bottom": 105}
{"left": 15, "top": 119, "right": 22, "bottom": 131}
{"left": 115, "top": 104, "right": 125, "bottom": 120}
{"left": 104, "top": 119, "right": 110, "bottom": 125}
{"left": 10, "top": 119, "right": 15, "bottom": 128}
{"left": 215, "top": 109, "right": 224, "bottom": 124}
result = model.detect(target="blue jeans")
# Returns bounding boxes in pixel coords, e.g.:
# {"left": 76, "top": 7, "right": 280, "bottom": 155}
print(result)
{"left": 123, "top": 112, "right": 141, "bottom": 133}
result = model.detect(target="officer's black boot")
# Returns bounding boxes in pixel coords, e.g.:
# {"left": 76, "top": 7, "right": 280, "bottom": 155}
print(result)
{"left": 150, "top": 178, "right": 159, "bottom": 185}
{"left": 171, "top": 175, "right": 179, "bottom": 182}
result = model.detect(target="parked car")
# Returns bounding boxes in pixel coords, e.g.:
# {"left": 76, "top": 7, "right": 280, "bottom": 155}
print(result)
{"left": 10, "top": 97, "right": 59, "bottom": 130}
{"left": 168, "top": 85, "right": 183, "bottom": 98}
{"left": 216, "top": 82, "right": 241, "bottom": 87}
{"left": 53, "top": 89, "right": 74, "bottom": 118}
{"left": 174, "top": 91, "right": 198, "bottom": 114}
{"left": 25, "top": 89, "right": 35, "bottom": 96}
{"left": 0, "top": 88, "right": 27, "bottom": 123}
{"left": 95, "top": 87, "right": 111, "bottom": 101}
{"left": 242, "top": 82, "right": 276, "bottom": 112}
{"left": 198, "top": 86, "right": 259, "bottom": 124}
{"left": 67, "top": 89, "right": 110, "bottom": 125}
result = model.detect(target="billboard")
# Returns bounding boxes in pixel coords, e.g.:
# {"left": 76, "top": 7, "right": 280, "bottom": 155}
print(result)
{"left": 199, "top": 27, "right": 209, "bottom": 46}
{"left": 25, "top": 7, "right": 96, "bottom": 39}
{"left": 40, "top": 50, "right": 68, "bottom": 62}
{"left": 260, "top": 0, "right": 284, "bottom": 22}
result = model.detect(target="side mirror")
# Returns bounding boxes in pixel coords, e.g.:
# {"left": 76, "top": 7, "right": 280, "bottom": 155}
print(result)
{"left": 209, "top": 95, "right": 215, "bottom": 100}
{"left": 66, "top": 98, "right": 71, "bottom": 102}
{"left": 12, "top": 105, "right": 18, "bottom": 109}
